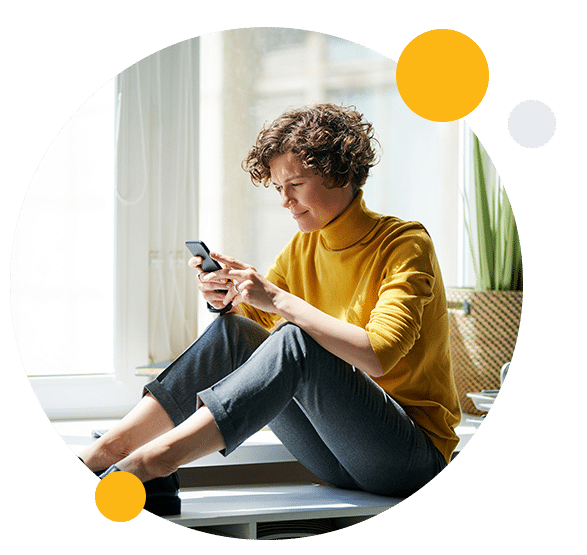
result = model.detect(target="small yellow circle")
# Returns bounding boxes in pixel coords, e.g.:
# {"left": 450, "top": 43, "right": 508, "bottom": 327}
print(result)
{"left": 396, "top": 29, "right": 489, "bottom": 122}
{"left": 95, "top": 471, "right": 146, "bottom": 522}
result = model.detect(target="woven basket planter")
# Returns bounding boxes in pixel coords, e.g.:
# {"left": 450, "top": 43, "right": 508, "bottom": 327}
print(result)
{"left": 446, "top": 287, "right": 523, "bottom": 415}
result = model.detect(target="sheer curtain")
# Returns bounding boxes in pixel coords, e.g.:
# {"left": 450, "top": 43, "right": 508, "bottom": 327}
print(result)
{"left": 116, "top": 38, "right": 200, "bottom": 366}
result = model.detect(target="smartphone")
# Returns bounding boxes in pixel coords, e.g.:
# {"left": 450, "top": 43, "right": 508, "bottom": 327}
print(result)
{"left": 185, "top": 240, "right": 222, "bottom": 272}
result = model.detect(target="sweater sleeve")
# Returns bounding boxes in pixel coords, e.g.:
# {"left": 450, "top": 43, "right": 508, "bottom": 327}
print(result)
{"left": 365, "top": 228, "right": 437, "bottom": 375}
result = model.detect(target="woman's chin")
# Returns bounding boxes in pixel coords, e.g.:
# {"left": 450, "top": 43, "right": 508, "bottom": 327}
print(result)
{"left": 297, "top": 222, "right": 318, "bottom": 233}
{"left": 294, "top": 212, "right": 330, "bottom": 234}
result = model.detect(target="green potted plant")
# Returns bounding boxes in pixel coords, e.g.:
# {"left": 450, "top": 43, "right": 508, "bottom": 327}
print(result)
{"left": 446, "top": 133, "right": 523, "bottom": 415}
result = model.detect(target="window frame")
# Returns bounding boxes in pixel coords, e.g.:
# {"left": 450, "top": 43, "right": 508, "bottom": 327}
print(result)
{"left": 29, "top": 74, "right": 153, "bottom": 420}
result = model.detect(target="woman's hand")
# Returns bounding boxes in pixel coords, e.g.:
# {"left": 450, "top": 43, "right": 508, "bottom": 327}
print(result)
{"left": 205, "top": 252, "right": 282, "bottom": 314}
{"left": 188, "top": 255, "right": 237, "bottom": 311}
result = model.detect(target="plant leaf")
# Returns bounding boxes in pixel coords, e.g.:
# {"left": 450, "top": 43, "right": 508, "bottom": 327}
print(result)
{"left": 468, "top": 134, "right": 522, "bottom": 291}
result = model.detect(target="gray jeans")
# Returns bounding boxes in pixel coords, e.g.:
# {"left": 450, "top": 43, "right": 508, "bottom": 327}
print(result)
{"left": 144, "top": 313, "right": 446, "bottom": 497}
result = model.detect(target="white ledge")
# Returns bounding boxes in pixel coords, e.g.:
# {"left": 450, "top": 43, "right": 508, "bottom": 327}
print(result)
{"left": 54, "top": 419, "right": 296, "bottom": 467}
{"left": 54, "top": 415, "right": 479, "bottom": 469}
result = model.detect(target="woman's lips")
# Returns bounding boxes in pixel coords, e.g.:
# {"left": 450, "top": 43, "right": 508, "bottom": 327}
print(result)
{"left": 292, "top": 210, "right": 308, "bottom": 220}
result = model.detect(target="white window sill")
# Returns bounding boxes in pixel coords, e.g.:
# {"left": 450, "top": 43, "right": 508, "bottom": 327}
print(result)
{"left": 54, "top": 419, "right": 297, "bottom": 467}
{"left": 54, "top": 416, "right": 479, "bottom": 469}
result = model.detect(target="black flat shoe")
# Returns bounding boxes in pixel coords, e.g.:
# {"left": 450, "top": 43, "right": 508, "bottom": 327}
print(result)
{"left": 98, "top": 464, "right": 181, "bottom": 516}
{"left": 143, "top": 472, "right": 181, "bottom": 517}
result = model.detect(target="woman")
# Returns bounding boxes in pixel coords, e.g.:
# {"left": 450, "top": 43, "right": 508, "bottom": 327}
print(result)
{"left": 79, "top": 103, "right": 461, "bottom": 515}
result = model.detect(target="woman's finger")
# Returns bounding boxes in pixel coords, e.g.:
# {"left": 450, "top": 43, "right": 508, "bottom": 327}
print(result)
{"left": 226, "top": 268, "right": 253, "bottom": 281}
{"left": 199, "top": 269, "right": 232, "bottom": 284}
{"left": 188, "top": 256, "right": 203, "bottom": 270}
{"left": 198, "top": 281, "right": 230, "bottom": 303}
{"left": 209, "top": 252, "right": 250, "bottom": 270}
{"left": 198, "top": 277, "right": 231, "bottom": 295}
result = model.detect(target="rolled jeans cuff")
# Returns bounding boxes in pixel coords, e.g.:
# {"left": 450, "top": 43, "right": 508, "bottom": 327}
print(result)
{"left": 197, "top": 388, "right": 239, "bottom": 457}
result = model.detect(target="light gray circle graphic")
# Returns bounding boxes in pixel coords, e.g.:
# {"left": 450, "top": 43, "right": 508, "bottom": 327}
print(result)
{"left": 508, "top": 100, "right": 556, "bottom": 148}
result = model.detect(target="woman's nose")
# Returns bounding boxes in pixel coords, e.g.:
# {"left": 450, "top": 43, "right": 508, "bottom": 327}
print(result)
{"left": 280, "top": 189, "right": 295, "bottom": 208}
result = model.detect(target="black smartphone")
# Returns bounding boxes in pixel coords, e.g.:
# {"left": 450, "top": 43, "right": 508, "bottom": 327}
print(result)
{"left": 185, "top": 240, "right": 222, "bottom": 272}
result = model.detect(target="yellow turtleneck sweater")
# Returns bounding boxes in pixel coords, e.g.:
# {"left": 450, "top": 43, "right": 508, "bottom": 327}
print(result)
{"left": 239, "top": 191, "right": 461, "bottom": 464}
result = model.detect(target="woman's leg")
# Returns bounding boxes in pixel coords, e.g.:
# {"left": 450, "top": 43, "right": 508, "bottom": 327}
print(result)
{"left": 196, "top": 321, "right": 446, "bottom": 497}
{"left": 108, "top": 405, "right": 226, "bottom": 483}
{"left": 268, "top": 370, "right": 446, "bottom": 497}
{"left": 87, "top": 315, "right": 444, "bottom": 497}
{"left": 78, "top": 393, "right": 174, "bottom": 472}
{"left": 79, "top": 313, "right": 270, "bottom": 474}
{"left": 194, "top": 318, "right": 443, "bottom": 496}
{"left": 267, "top": 400, "right": 360, "bottom": 490}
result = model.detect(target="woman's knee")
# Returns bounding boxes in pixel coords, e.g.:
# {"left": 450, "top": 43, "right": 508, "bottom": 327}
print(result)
{"left": 273, "top": 321, "right": 305, "bottom": 340}
{"left": 272, "top": 322, "right": 322, "bottom": 355}
{"left": 212, "top": 313, "right": 270, "bottom": 350}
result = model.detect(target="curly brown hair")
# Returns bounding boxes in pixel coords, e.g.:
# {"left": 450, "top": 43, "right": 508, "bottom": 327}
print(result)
{"left": 242, "top": 103, "right": 380, "bottom": 192}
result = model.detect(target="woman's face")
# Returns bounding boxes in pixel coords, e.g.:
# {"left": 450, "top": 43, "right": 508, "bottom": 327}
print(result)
{"left": 269, "top": 152, "right": 355, "bottom": 233}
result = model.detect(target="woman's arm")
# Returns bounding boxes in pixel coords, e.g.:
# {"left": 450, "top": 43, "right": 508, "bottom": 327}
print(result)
{"left": 205, "top": 253, "right": 384, "bottom": 378}
{"left": 273, "top": 290, "right": 384, "bottom": 378}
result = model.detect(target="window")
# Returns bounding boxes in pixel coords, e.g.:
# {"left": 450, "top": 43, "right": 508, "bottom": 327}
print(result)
{"left": 12, "top": 29, "right": 469, "bottom": 420}
{"left": 11, "top": 79, "right": 132, "bottom": 419}
{"left": 12, "top": 80, "right": 115, "bottom": 378}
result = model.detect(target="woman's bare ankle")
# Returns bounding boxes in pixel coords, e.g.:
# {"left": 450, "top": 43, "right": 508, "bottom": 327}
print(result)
{"left": 79, "top": 437, "right": 133, "bottom": 473}
{"left": 115, "top": 446, "right": 178, "bottom": 483}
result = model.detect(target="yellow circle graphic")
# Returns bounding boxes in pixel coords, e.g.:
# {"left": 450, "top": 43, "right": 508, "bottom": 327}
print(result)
{"left": 396, "top": 29, "right": 489, "bottom": 122}
{"left": 95, "top": 471, "right": 146, "bottom": 522}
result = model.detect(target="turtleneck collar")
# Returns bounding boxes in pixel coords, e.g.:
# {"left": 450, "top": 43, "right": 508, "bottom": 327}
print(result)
{"left": 317, "top": 190, "right": 380, "bottom": 251}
